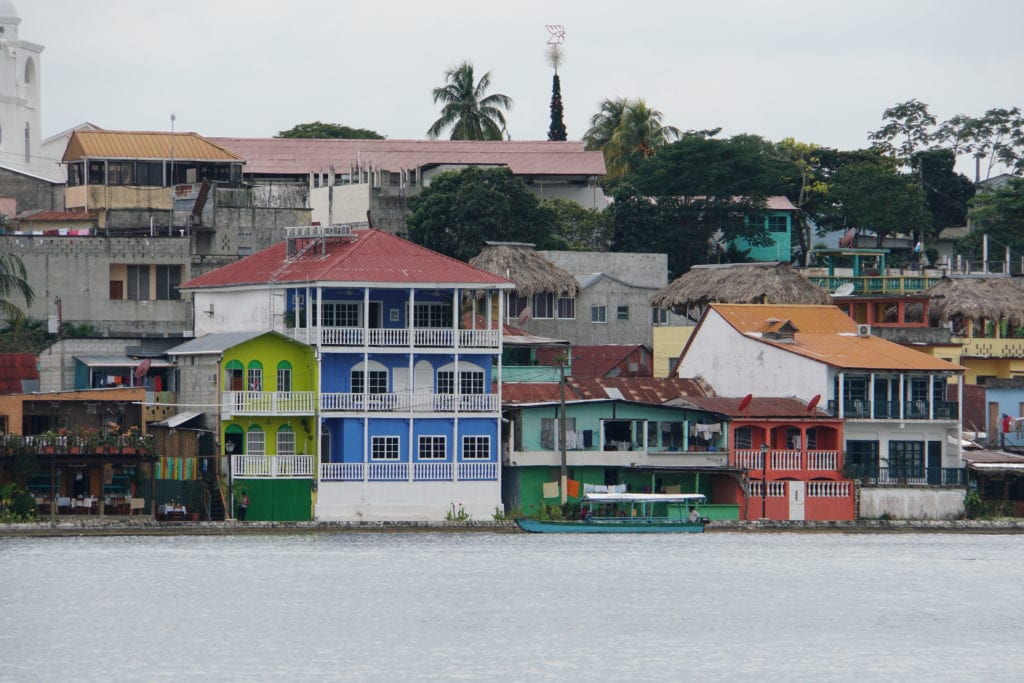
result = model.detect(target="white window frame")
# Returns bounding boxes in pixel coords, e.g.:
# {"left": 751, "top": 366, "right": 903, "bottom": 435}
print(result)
{"left": 462, "top": 435, "right": 491, "bottom": 460}
{"left": 277, "top": 427, "right": 296, "bottom": 456}
{"left": 247, "top": 429, "right": 266, "bottom": 456}
{"left": 418, "top": 435, "right": 447, "bottom": 460}
{"left": 371, "top": 435, "right": 400, "bottom": 461}
{"left": 532, "top": 293, "right": 555, "bottom": 319}
{"left": 322, "top": 301, "right": 361, "bottom": 328}
{"left": 247, "top": 367, "right": 263, "bottom": 392}
{"left": 277, "top": 367, "right": 292, "bottom": 392}
{"left": 557, "top": 295, "right": 576, "bottom": 320}
{"left": 591, "top": 305, "right": 607, "bottom": 324}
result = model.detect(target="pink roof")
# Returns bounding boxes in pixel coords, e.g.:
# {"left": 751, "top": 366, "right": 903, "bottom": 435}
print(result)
{"left": 181, "top": 229, "right": 513, "bottom": 289}
{"left": 211, "top": 138, "right": 607, "bottom": 176}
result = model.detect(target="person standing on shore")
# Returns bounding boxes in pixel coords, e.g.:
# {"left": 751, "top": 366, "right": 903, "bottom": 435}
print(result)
{"left": 238, "top": 493, "right": 249, "bottom": 521}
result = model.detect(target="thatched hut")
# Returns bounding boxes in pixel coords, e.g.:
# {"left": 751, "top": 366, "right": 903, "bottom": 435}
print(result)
{"left": 469, "top": 242, "right": 579, "bottom": 297}
{"left": 650, "top": 262, "right": 832, "bottom": 319}
{"left": 922, "top": 277, "right": 1024, "bottom": 334}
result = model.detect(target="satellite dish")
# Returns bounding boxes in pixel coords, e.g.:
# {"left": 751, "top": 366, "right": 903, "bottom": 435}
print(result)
{"left": 806, "top": 394, "right": 821, "bottom": 412}
{"left": 833, "top": 283, "right": 855, "bottom": 296}
{"left": 134, "top": 358, "right": 152, "bottom": 381}
{"left": 737, "top": 394, "right": 753, "bottom": 411}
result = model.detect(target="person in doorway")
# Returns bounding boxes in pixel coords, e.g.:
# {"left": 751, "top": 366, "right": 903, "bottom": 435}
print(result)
{"left": 238, "top": 493, "right": 249, "bottom": 521}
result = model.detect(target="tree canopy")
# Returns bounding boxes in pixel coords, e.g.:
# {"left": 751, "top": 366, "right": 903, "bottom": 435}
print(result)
{"left": 406, "top": 167, "right": 561, "bottom": 262}
{"left": 583, "top": 98, "right": 680, "bottom": 181}
{"left": 542, "top": 198, "right": 611, "bottom": 251}
{"left": 0, "top": 251, "right": 34, "bottom": 322}
{"left": 427, "top": 61, "right": 513, "bottom": 141}
{"left": 964, "top": 177, "right": 1024, "bottom": 256}
{"left": 276, "top": 122, "right": 384, "bottom": 139}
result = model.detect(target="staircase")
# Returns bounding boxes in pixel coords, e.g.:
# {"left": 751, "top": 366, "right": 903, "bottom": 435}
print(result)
{"left": 205, "top": 477, "right": 227, "bottom": 521}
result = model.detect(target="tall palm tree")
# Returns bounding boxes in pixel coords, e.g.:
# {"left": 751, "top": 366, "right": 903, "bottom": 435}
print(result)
{"left": 427, "top": 61, "right": 514, "bottom": 141}
{"left": 0, "top": 251, "right": 34, "bottom": 321}
{"left": 584, "top": 97, "right": 681, "bottom": 180}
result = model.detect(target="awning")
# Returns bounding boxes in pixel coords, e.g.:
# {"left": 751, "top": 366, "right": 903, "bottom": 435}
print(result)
{"left": 153, "top": 410, "right": 205, "bottom": 428}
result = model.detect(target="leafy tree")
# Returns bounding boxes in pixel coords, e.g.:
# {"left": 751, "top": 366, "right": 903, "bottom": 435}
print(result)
{"left": 964, "top": 177, "right": 1024, "bottom": 254}
{"left": 542, "top": 198, "right": 611, "bottom": 250}
{"left": 828, "top": 155, "right": 932, "bottom": 247}
{"left": 868, "top": 99, "right": 937, "bottom": 172}
{"left": 276, "top": 121, "right": 384, "bottom": 139}
{"left": 406, "top": 167, "right": 561, "bottom": 261}
{"left": 546, "top": 45, "right": 567, "bottom": 142}
{"left": 583, "top": 98, "right": 681, "bottom": 181}
{"left": 965, "top": 107, "right": 1024, "bottom": 180}
{"left": 0, "top": 251, "right": 34, "bottom": 322}
{"left": 427, "top": 61, "right": 513, "bottom": 141}
{"left": 775, "top": 138, "right": 829, "bottom": 264}
{"left": 913, "top": 149, "right": 975, "bottom": 229}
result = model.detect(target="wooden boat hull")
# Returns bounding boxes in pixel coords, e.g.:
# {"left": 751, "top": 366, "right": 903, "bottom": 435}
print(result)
{"left": 515, "top": 518, "right": 704, "bottom": 534}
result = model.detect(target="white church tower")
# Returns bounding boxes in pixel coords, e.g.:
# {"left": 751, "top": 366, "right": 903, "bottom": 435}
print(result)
{"left": 0, "top": 0, "right": 46, "bottom": 176}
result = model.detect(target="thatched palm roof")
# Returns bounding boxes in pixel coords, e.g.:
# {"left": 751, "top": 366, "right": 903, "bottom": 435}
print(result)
{"left": 923, "top": 277, "right": 1024, "bottom": 325}
{"left": 469, "top": 242, "right": 579, "bottom": 297}
{"left": 650, "top": 262, "right": 832, "bottom": 316}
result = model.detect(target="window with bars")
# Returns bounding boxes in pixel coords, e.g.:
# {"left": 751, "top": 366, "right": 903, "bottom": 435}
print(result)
{"left": 418, "top": 435, "right": 446, "bottom": 460}
{"left": 371, "top": 436, "right": 400, "bottom": 460}
{"left": 462, "top": 435, "right": 490, "bottom": 459}
{"left": 247, "top": 429, "right": 265, "bottom": 456}
{"left": 277, "top": 427, "right": 296, "bottom": 456}
{"left": 247, "top": 367, "right": 263, "bottom": 391}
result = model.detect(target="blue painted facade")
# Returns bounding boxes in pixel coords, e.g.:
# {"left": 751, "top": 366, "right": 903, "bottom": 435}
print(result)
{"left": 733, "top": 210, "right": 794, "bottom": 262}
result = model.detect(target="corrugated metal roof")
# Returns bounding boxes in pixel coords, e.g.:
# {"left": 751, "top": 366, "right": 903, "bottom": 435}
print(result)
{"left": 165, "top": 331, "right": 268, "bottom": 356}
{"left": 711, "top": 304, "right": 964, "bottom": 372}
{"left": 17, "top": 211, "right": 96, "bottom": 222}
{"left": 670, "top": 396, "right": 834, "bottom": 419}
{"left": 503, "top": 377, "right": 708, "bottom": 406}
{"left": 180, "top": 229, "right": 513, "bottom": 290}
{"left": 0, "top": 353, "right": 39, "bottom": 394}
{"left": 152, "top": 410, "right": 205, "bottom": 428}
{"left": 63, "top": 131, "right": 243, "bottom": 162}
{"left": 211, "top": 138, "right": 606, "bottom": 176}
{"left": 75, "top": 355, "right": 174, "bottom": 368}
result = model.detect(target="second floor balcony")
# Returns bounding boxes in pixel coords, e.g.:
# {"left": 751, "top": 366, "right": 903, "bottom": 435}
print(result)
{"left": 222, "top": 391, "right": 316, "bottom": 417}
{"left": 290, "top": 326, "right": 500, "bottom": 350}
{"left": 827, "top": 399, "right": 959, "bottom": 420}
{"left": 321, "top": 392, "right": 500, "bottom": 414}
{"left": 733, "top": 448, "right": 841, "bottom": 473}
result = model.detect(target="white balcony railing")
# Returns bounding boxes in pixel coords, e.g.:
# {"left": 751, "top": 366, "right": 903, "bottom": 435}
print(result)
{"left": 368, "top": 328, "right": 409, "bottom": 346}
{"left": 321, "top": 327, "right": 363, "bottom": 346}
{"left": 459, "top": 329, "right": 500, "bottom": 348}
{"left": 413, "top": 328, "right": 453, "bottom": 347}
{"left": 807, "top": 450, "right": 839, "bottom": 471}
{"left": 232, "top": 455, "right": 314, "bottom": 478}
{"left": 319, "top": 461, "right": 497, "bottom": 482}
{"left": 320, "top": 393, "right": 499, "bottom": 413}
{"left": 807, "top": 481, "right": 851, "bottom": 498}
{"left": 771, "top": 450, "right": 801, "bottom": 471}
{"left": 307, "top": 326, "right": 498, "bottom": 349}
{"left": 222, "top": 391, "right": 316, "bottom": 416}
{"left": 734, "top": 449, "right": 763, "bottom": 470}
{"left": 748, "top": 481, "right": 786, "bottom": 497}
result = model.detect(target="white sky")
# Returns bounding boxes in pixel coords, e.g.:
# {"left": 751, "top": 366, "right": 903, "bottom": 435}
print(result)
{"left": 19, "top": 0, "right": 1024, "bottom": 165}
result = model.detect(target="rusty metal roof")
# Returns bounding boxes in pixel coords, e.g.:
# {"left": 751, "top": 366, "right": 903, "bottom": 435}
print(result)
{"left": 669, "top": 396, "right": 836, "bottom": 419}
{"left": 63, "top": 131, "right": 243, "bottom": 163}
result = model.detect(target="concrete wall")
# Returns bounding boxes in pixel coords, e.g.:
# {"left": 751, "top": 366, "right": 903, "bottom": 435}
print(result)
{"left": 859, "top": 487, "right": 965, "bottom": 520}
{"left": 0, "top": 167, "right": 63, "bottom": 214}
{"left": 316, "top": 480, "right": 501, "bottom": 521}
{"left": 542, "top": 251, "right": 669, "bottom": 289}
{"left": 171, "top": 353, "right": 221, "bottom": 433}
{"left": 38, "top": 338, "right": 144, "bottom": 392}
{"left": 192, "top": 289, "right": 282, "bottom": 337}
{"left": 845, "top": 423, "right": 962, "bottom": 468}
{"left": 311, "top": 185, "right": 368, "bottom": 226}
{"left": 0, "top": 234, "right": 193, "bottom": 336}
{"left": 653, "top": 326, "right": 694, "bottom": 377}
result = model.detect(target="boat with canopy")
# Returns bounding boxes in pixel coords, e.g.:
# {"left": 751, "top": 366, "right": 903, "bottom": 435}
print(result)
{"left": 515, "top": 492, "right": 707, "bottom": 533}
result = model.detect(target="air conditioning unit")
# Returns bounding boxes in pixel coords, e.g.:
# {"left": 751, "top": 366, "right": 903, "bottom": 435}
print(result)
{"left": 857, "top": 324, "right": 871, "bottom": 337}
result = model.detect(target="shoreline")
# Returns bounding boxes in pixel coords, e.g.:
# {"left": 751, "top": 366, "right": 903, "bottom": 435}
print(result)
{"left": 3, "top": 518, "right": 1024, "bottom": 537}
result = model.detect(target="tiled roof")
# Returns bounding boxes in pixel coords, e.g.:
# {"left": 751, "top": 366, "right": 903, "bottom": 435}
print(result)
{"left": 711, "top": 304, "right": 963, "bottom": 372}
{"left": 63, "top": 131, "right": 242, "bottom": 163}
{"left": 0, "top": 354, "right": 39, "bottom": 394}
{"left": 180, "top": 229, "right": 513, "bottom": 289}
{"left": 211, "top": 138, "right": 606, "bottom": 176}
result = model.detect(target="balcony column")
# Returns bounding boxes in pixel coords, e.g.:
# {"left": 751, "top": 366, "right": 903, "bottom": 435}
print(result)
{"left": 929, "top": 374, "right": 935, "bottom": 420}
{"left": 898, "top": 374, "right": 905, "bottom": 421}
{"left": 838, "top": 371, "right": 845, "bottom": 419}
{"left": 453, "top": 287, "right": 460, "bottom": 482}
{"left": 869, "top": 373, "right": 875, "bottom": 419}
{"left": 408, "top": 286, "right": 416, "bottom": 483}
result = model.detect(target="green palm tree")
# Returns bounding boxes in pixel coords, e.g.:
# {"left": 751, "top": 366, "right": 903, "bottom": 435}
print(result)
{"left": 427, "top": 61, "right": 514, "bottom": 141}
{"left": 0, "top": 251, "right": 33, "bottom": 321}
{"left": 584, "top": 97, "right": 681, "bottom": 180}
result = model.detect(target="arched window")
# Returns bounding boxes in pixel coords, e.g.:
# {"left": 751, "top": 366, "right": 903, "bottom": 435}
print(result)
{"left": 276, "top": 360, "right": 292, "bottom": 392}
{"left": 247, "top": 360, "right": 263, "bottom": 391}
{"left": 224, "top": 424, "right": 244, "bottom": 455}
{"left": 24, "top": 123, "right": 29, "bottom": 164}
{"left": 351, "top": 359, "right": 388, "bottom": 393}
{"left": 437, "top": 361, "right": 484, "bottom": 394}
{"left": 224, "top": 360, "right": 244, "bottom": 391}
{"left": 24, "top": 57, "right": 35, "bottom": 87}
{"left": 277, "top": 425, "right": 295, "bottom": 456}
{"left": 246, "top": 425, "right": 265, "bottom": 455}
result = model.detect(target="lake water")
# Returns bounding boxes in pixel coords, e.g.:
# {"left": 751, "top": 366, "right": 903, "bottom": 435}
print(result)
{"left": 1, "top": 531, "right": 1022, "bottom": 681}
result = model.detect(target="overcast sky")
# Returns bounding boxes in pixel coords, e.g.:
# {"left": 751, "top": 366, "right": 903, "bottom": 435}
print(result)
{"left": 20, "top": 0, "right": 1024, "bottom": 168}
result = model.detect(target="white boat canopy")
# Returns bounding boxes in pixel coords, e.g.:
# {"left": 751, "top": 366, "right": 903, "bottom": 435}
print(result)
{"left": 581, "top": 493, "right": 706, "bottom": 504}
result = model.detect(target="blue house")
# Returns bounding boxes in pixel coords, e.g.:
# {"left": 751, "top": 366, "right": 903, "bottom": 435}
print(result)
{"left": 180, "top": 226, "right": 513, "bottom": 520}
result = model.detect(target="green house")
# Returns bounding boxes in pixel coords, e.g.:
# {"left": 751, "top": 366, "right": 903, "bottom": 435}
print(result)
{"left": 504, "top": 398, "right": 740, "bottom": 519}
{"left": 221, "top": 332, "right": 318, "bottom": 521}
{"left": 731, "top": 197, "right": 797, "bottom": 263}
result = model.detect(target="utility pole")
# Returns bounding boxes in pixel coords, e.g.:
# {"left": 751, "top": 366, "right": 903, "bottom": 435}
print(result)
{"left": 559, "top": 358, "right": 568, "bottom": 504}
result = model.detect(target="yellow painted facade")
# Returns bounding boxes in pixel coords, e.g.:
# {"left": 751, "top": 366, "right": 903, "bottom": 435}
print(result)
{"left": 653, "top": 326, "right": 694, "bottom": 377}
{"left": 914, "top": 338, "right": 1024, "bottom": 384}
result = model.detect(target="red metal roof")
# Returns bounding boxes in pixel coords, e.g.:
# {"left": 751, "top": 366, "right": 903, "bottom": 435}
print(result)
{"left": 0, "top": 354, "right": 39, "bottom": 394}
{"left": 502, "top": 377, "right": 707, "bottom": 405}
{"left": 211, "top": 138, "right": 607, "bottom": 176}
{"left": 676, "top": 396, "right": 834, "bottom": 419}
{"left": 537, "top": 345, "right": 650, "bottom": 378}
{"left": 181, "top": 229, "right": 512, "bottom": 289}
